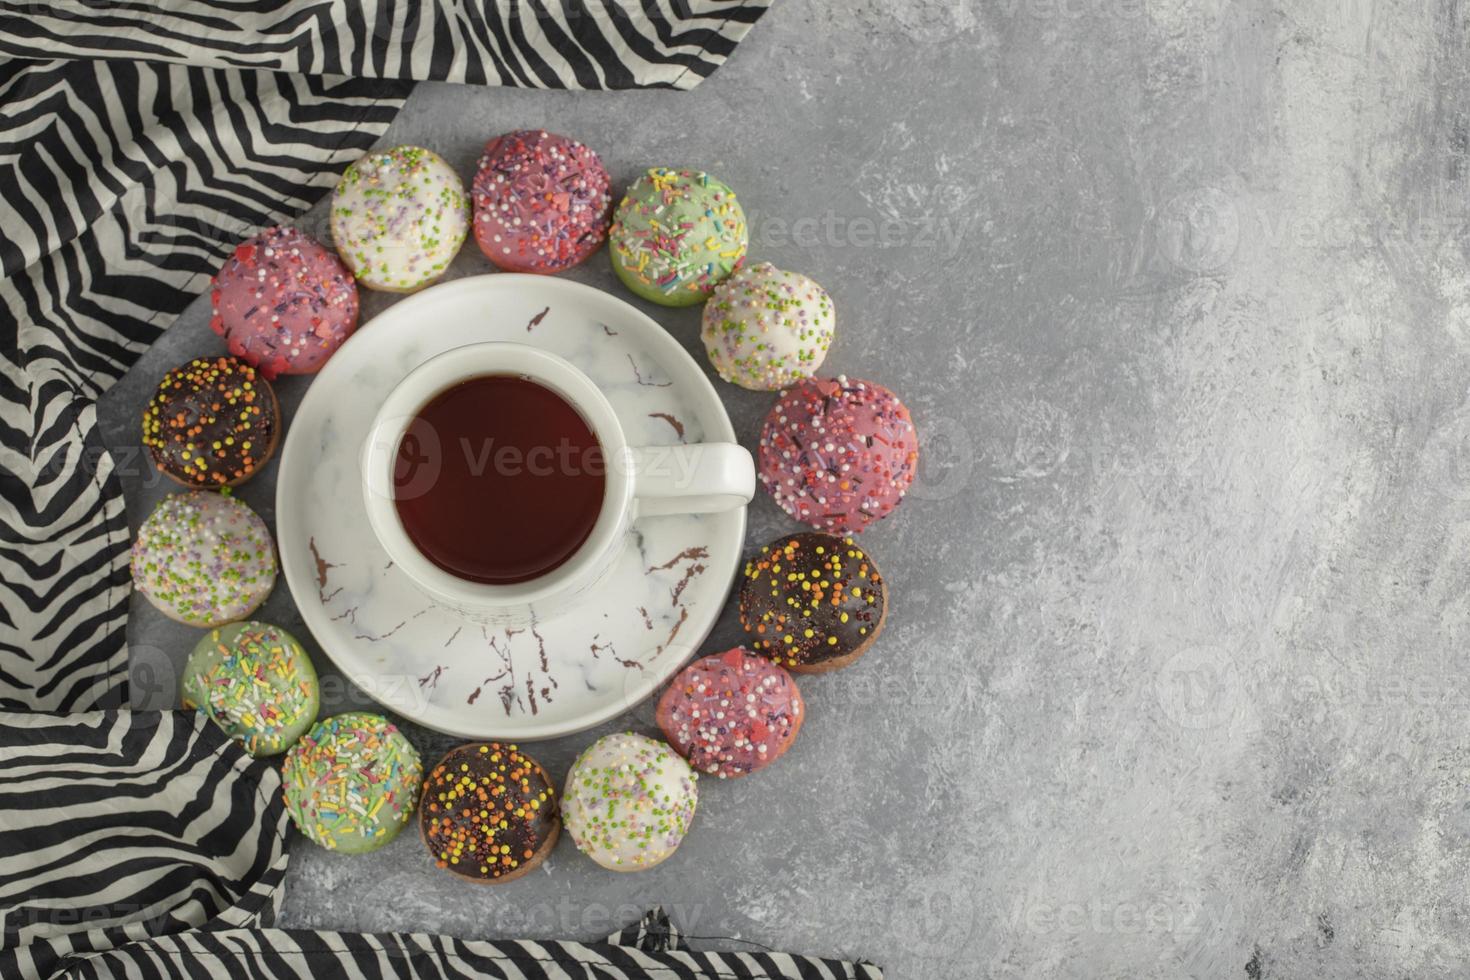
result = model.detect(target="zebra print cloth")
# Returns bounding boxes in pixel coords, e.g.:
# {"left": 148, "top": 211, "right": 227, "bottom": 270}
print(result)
{"left": 0, "top": 0, "right": 770, "bottom": 711}
{"left": 0, "top": 711, "right": 881, "bottom": 980}
{"left": 0, "top": 5, "right": 881, "bottom": 979}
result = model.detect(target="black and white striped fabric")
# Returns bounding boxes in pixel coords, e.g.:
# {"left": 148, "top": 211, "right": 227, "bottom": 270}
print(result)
{"left": 0, "top": 1, "right": 767, "bottom": 90}
{"left": 0, "top": 57, "right": 405, "bottom": 711}
{"left": 0, "top": 711, "right": 288, "bottom": 980}
{"left": 56, "top": 924, "right": 881, "bottom": 979}
{"left": 0, "top": 0, "right": 770, "bottom": 711}
{"left": 0, "top": 5, "right": 882, "bottom": 980}
{"left": 0, "top": 711, "right": 881, "bottom": 980}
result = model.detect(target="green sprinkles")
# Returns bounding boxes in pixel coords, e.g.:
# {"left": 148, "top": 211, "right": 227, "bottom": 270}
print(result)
{"left": 701, "top": 262, "right": 835, "bottom": 391}
{"left": 181, "top": 621, "right": 319, "bottom": 757}
{"left": 129, "top": 491, "right": 276, "bottom": 627}
{"left": 282, "top": 712, "right": 423, "bottom": 854}
{"left": 609, "top": 167, "right": 747, "bottom": 307}
{"left": 561, "top": 732, "right": 698, "bottom": 871}
{"left": 330, "top": 145, "right": 468, "bottom": 293}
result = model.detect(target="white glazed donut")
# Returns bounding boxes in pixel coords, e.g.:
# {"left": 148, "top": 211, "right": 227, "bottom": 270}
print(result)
{"left": 130, "top": 492, "right": 277, "bottom": 627}
{"left": 701, "top": 262, "right": 835, "bottom": 391}
{"left": 330, "top": 145, "right": 469, "bottom": 293}
{"left": 561, "top": 732, "right": 698, "bottom": 872}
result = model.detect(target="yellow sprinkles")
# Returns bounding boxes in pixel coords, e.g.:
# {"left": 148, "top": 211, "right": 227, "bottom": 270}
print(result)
{"left": 609, "top": 168, "right": 748, "bottom": 307}
{"left": 738, "top": 532, "right": 887, "bottom": 670}
{"left": 282, "top": 712, "right": 422, "bottom": 854}
{"left": 331, "top": 145, "right": 469, "bottom": 292}
{"left": 701, "top": 262, "right": 835, "bottom": 391}
{"left": 180, "top": 621, "right": 318, "bottom": 757}
{"left": 141, "top": 356, "right": 275, "bottom": 486}
{"left": 419, "top": 742, "right": 558, "bottom": 880}
{"left": 561, "top": 732, "right": 698, "bottom": 871}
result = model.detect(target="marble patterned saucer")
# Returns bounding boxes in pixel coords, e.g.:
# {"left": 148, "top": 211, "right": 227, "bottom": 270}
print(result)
{"left": 275, "top": 274, "right": 745, "bottom": 740}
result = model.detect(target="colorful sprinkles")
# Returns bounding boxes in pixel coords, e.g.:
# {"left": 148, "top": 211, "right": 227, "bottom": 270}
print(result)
{"left": 282, "top": 712, "right": 422, "bottom": 854}
{"left": 420, "top": 743, "right": 559, "bottom": 882}
{"left": 702, "top": 262, "right": 835, "bottom": 391}
{"left": 209, "top": 226, "right": 359, "bottom": 378}
{"left": 656, "top": 647, "right": 805, "bottom": 778}
{"left": 129, "top": 491, "right": 276, "bottom": 627}
{"left": 141, "top": 356, "right": 276, "bottom": 487}
{"left": 181, "top": 621, "right": 319, "bottom": 757}
{"left": 330, "top": 145, "right": 469, "bottom": 292}
{"left": 561, "top": 732, "right": 698, "bottom": 872}
{"left": 472, "top": 130, "right": 612, "bottom": 274}
{"left": 609, "top": 167, "right": 747, "bottom": 307}
{"left": 758, "top": 375, "right": 920, "bottom": 533}
{"left": 739, "top": 532, "right": 887, "bottom": 672}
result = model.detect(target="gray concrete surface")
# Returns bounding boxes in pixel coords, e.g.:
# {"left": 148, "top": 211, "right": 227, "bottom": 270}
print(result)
{"left": 96, "top": 0, "right": 1470, "bottom": 976}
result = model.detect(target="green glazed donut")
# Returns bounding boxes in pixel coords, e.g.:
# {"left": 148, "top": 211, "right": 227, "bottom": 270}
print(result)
{"left": 609, "top": 168, "right": 748, "bottom": 307}
{"left": 181, "top": 621, "right": 319, "bottom": 756}
{"left": 283, "top": 712, "right": 422, "bottom": 854}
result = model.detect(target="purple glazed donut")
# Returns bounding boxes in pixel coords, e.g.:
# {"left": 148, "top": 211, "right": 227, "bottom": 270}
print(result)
{"left": 210, "top": 226, "right": 359, "bottom": 379}
{"left": 472, "top": 130, "right": 612, "bottom": 274}
{"left": 758, "top": 376, "right": 919, "bottom": 533}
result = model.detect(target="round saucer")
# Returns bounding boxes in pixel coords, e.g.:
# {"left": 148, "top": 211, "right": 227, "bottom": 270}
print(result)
{"left": 275, "top": 274, "right": 745, "bottom": 740}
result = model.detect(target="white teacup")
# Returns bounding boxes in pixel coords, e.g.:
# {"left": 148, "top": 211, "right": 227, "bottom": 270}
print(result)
{"left": 361, "top": 342, "right": 753, "bottom": 622}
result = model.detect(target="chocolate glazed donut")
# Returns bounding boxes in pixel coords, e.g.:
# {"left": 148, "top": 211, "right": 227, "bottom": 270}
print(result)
{"left": 739, "top": 532, "right": 889, "bottom": 674}
{"left": 142, "top": 356, "right": 279, "bottom": 488}
{"left": 418, "top": 743, "right": 560, "bottom": 884}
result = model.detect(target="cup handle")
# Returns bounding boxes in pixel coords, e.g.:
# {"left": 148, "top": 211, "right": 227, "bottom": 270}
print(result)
{"left": 629, "top": 443, "right": 755, "bottom": 517}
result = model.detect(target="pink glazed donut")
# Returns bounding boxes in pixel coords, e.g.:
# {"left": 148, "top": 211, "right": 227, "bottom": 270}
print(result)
{"left": 656, "top": 647, "right": 804, "bottom": 779}
{"left": 472, "top": 130, "right": 612, "bottom": 274}
{"left": 210, "top": 226, "right": 359, "bottom": 379}
{"left": 758, "top": 376, "right": 920, "bottom": 534}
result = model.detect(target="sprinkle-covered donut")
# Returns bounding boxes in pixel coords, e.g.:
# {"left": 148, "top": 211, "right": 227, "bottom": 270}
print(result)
{"left": 283, "top": 712, "right": 422, "bottom": 854}
{"left": 562, "top": 732, "right": 697, "bottom": 872}
{"left": 142, "top": 356, "right": 278, "bottom": 487}
{"left": 702, "top": 263, "right": 835, "bottom": 391}
{"left": 419, "top": 743, "right": 559, "bottom": 884}
{"left": 130, "top": 492, "right": 276, "bottom": 627}
{"left": 472, "top": 130, "right": 612, "bottom": 274}
{"left": 609, "top": 168, "right": 747, "bottom": 307}
{"left": 209, "top": 226, "right": 359, "bottom": 377}
{"left": 739, "top": 532, "right": 888, "bottom": 674}
{"left": 656, "top": 647, "right": 804, "bottom": 778}
{"left": 331, "top": 145, "right": 469, "bottom": 293}
{"left": 181, "top": 621, "right": 319, "bottom": 756}
{"left": 758, "top": 376, "right": 919, "bottom": 533}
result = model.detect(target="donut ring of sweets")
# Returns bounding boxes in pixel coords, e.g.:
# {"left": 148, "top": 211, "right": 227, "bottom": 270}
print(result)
{"left": 130, "top": 492, "right": 277, "bottom": 627}
{"left": 141, "top": 356, "right": 279, "bottom": 488}
{"left": 181, "top": 621, "right": 319, "bottom": 757}
{"left": 562, "top": 732, "right": 697, "bottom": 872}
{"left": 209, "top": 226, "right": 359, "bottom": 378}
{"left": 472, "top": 130, "right": 612, "bottom": 274}
{"left": 330, "top": 145, "right": 469, "bottom": 293}
{"left": 739, "top": 532, "right": 888, "bottom": 674}
{"left": 656, "top": 647, "right": 805, "bottom": 778}
{"left": 609, "top": 167, "right": 747, "bottom": 307}
{"left": 758, "top": 375, "right": 919, "bottom": 534}
{"left": 701, "top": 263, "right": 835, "bottom": 391}
{"left": 283, "top": 712, "right": 422, "bottom": 854}
{"left": 419, "top": 743, "right": 560, "bottom": 884}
